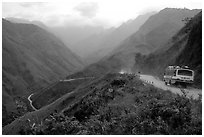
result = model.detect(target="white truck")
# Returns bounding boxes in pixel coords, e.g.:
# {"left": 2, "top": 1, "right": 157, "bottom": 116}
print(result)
{"left": 163, "top": 66, "right": 194, "bottom": 85}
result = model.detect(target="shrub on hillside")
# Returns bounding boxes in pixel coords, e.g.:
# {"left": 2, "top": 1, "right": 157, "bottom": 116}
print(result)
{"left": 18, "top": 76, "right": 202, "bottom": 135}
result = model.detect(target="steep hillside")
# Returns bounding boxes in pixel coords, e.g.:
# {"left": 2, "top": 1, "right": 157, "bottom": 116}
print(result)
{"left": 133, "top": 11, "right": 202, "bottom": 88}
{"left": 2, "top": 19, "right": 84, "bottom": 126}
{"left": 3, "top": 73, "right": 202, "bottom": 135}
{"left": 5, "top": 17, "right": 48, "bottom": 30}
{"left": 113, "top": 8, "right": 200, "bottom": 54}
{"left": 69, "top": 8, "right": 201, "bottom": 78}
{"left": 175, "top": 12, "right": 202, "bottom": 87}
{"left": 31, "top": 77, "right": 94, "bottom": 109}
{"left": 6, "top": 17, "right": 107, "bottom": 60}
{"left": 83, "top": 12, "right": 156, "bottom": 64}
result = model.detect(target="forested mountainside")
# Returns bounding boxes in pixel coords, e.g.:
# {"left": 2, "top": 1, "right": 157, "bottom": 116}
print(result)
{"left": 2, "top": 19, "right": 84, "bottom": 126}
{"left": 109, "top": 8, "right": 201, "bottom": 64}
{"left": 133, "top": 11, "right": 202, "bottom": 88}
{"left": 68, "top": 8, "right": 201, "bottom": 78}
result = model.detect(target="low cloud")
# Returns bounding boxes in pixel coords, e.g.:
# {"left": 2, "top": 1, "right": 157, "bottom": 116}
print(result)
{"left": 20, "top": 2, "right": 46, "bottom": 8}
{"left": 74, "top": 2, "right": 98, "bottom": 18}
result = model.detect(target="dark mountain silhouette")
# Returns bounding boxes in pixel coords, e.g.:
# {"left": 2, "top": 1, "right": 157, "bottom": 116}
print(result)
{"left": 2, "top": 19, "right": 84, "bottom": 126}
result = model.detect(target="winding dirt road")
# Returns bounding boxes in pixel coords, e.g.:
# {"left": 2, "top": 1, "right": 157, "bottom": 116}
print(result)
{"left": 60, "top": 77, "right": 93, "bottom": 82}
{"left": 139, "top": 74, "right": 202, "bottom": 99}
{"left": 28, "top": 93, "right": 38, "bottom": 111}
{"left": 27, "top": 77, "right": 94, "bottom": 111}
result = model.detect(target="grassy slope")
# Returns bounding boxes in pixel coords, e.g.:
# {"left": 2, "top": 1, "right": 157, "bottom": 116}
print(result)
{"left": 3, "top": 73, "right": 202, "bottom": 135}
{"left": 31, "top": 78, "right": 94, "bottom": 109}
{"left": 2, "top": 76, "right": 102, "bottom": 134}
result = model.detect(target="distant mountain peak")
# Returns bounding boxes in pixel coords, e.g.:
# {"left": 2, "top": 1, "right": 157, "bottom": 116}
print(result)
{"left": 159, "top": 7, "right": 201, "bottom": 14}
{"left": 5, "top": 17, "right": 48, "bottom": 30}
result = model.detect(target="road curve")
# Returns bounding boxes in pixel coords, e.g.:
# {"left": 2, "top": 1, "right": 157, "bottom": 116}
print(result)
{"left": 27, "top": 77, "right": 94, "bottom": 111}
{"left": 28, "top": 93, "right": 38, "bottom": 111}
{"left": 139, "top": 74, "right": 202, "bottom": 100}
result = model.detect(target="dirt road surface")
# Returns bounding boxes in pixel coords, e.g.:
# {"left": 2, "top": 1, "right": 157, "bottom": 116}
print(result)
{"left": 140, "top": 74, "right": 202, "bottom": 99}
{"left": 28, "top": 77, "right": 94, "bottom": 111}
{"left": 28, "top": 93, "right": 38, "bottom": 111}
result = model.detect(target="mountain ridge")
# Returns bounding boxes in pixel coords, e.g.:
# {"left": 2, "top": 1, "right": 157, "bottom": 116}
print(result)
{"left": 2, "top": 19, "right": 84, "bottom": 126}
{"left": 70, "top": 8, "right": 201, "bottom": 78}
{"left": 133, "top": 11, "right": 202, "bottom": 88}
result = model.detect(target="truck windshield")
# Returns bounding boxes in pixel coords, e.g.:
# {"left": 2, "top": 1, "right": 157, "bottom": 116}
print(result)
{"left": 177, "top": 70, "right": 193, "bottom": 76}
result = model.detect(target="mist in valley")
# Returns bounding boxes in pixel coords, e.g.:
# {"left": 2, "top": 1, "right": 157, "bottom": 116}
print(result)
{"left": 2, "top": 0, "right": 202, "bottom": 135}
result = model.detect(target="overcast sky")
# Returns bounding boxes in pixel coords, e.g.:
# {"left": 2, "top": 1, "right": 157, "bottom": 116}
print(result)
{"left": 2, "top": 0, "right": 202, "bottom": 28}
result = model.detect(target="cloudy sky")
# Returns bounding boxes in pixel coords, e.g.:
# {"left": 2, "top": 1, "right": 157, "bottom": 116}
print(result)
{"left": 2, "top": 0, "right": 202, "bottom": 28}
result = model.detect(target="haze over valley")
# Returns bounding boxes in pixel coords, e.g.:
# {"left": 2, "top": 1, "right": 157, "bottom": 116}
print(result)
{"left": 2, "top": 0, "right": 202, "bottom": 135}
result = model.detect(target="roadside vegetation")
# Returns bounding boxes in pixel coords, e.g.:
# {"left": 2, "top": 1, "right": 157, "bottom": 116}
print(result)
{"left": 18, "top": 73, "right": 202, "bottom": 135}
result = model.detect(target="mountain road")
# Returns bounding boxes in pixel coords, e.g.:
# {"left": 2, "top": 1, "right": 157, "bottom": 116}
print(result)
{"left": 27, "top": 77, "right": 94, "bottom": 111}
{"left": 139, "top": 74, "right": 202, "bottom": 100}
